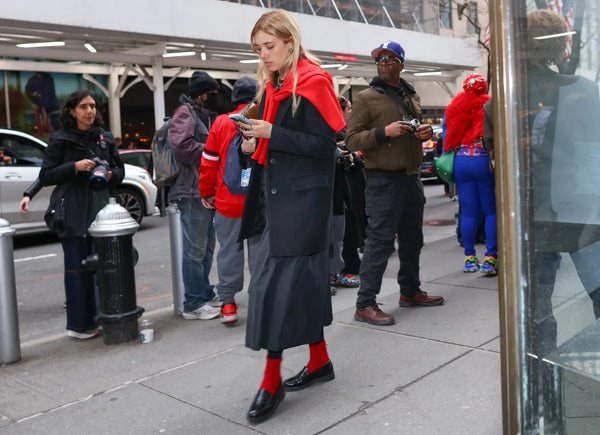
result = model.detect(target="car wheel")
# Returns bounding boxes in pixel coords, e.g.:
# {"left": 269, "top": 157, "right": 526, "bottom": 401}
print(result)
{"left": 116, "top": 188, "right": 145, "bottom": 224}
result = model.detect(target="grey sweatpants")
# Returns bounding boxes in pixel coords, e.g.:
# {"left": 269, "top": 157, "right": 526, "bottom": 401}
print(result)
{"left": 214, "top": 210, "right": 258, "bottom": 304}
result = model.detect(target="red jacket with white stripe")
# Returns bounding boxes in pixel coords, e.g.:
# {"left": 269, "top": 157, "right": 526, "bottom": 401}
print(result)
{"left": 199, "top": 104, "right": 249, "bottom": 218}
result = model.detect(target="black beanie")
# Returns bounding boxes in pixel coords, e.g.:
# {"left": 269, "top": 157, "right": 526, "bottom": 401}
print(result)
{"left": 189, "top": 71, "right": 219, "bottom": 99}
{"left": 231, "top": 77, "right": 257, "bottom": 106}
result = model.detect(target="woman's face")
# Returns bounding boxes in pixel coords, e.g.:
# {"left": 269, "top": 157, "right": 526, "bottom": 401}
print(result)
{"left": 253, "top": 30, "right": 292, "bottom": 77}
{"left": 343, "top": 102, "right": 352, "bottom": 122}
{"left": 70, "top": 95, "right": 96, "bottom": 131}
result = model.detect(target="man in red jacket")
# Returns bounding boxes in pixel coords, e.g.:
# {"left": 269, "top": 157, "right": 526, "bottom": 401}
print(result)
{"left": 199, "top": 77, "right": 258, "bottom": 324}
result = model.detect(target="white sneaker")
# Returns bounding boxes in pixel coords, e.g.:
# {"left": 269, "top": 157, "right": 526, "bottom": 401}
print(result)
{"left": 67, "top": 328, "right": 101, "bottom": 339}
{"left": 182, "top": 304, "right": 221, "bottom": 320}
{"left": 207, "top": 294, "right": 223, "bottom": 308}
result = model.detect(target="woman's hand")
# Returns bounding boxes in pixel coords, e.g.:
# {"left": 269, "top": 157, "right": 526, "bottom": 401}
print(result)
{"left": 75, "top": 159, "right": 96, "bottom": 173}
{"left": 241, "top": 136, "right": 257, "bottom": 154}
{"left": 242, "top": 119, "right": 272, "bottom": 140}
{"left": 19, "top": 196, "right": 30, "bottom": 214}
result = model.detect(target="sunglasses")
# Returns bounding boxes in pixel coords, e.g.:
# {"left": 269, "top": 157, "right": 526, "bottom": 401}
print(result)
{"left": 375, "top": 56, "right": 401, "bottom": 65}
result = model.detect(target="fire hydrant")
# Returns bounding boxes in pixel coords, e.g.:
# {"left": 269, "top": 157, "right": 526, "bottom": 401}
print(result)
{"left": 84, "top": 197, "right": 144, "bottom": 345}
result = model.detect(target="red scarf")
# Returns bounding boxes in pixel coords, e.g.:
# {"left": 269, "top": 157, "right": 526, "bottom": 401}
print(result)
{"left": 252, "top": 59, "right": 346, "bottom": 165}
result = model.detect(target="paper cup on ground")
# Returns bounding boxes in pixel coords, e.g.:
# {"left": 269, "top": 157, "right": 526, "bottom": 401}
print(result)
{"left": 140, "top": 328, "right": 154, "bottom": 343}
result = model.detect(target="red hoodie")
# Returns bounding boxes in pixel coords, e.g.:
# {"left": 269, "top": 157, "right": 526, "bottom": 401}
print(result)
{"left": 199, "top": 104, "right": 249, "bottom": 218}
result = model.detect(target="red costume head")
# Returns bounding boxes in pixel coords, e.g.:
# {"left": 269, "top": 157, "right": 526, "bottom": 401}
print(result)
{"left": 462, "top": 74, "right": 488, "bottom": 94}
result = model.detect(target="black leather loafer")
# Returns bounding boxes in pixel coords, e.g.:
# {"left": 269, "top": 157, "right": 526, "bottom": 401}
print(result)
{"left": 247, "top": 383, "right": 285, "bottom": 423}
{"left": 283, "top": 361, "right": 335, "bottom": 392}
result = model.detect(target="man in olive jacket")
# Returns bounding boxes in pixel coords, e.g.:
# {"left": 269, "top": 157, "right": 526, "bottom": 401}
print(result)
{"left": 346, "top": 40, "right": 444, "bottom": 326}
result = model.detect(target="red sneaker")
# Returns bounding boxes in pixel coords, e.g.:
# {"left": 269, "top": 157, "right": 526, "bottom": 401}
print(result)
{"left": 221, "top": 303, "right": 238, "bottom": 324}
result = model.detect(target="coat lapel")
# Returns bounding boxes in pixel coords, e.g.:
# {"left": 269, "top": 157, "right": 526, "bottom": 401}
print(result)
{"left": 272, "top": 97, "right": 292, "bottom": 126}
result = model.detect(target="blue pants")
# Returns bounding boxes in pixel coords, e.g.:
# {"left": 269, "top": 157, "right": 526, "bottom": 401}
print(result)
{"left": 177, "top": 198, "right": 216, "bottom": 312}
{"left": 454, "top": 155, "right": 497, "bottom": 258}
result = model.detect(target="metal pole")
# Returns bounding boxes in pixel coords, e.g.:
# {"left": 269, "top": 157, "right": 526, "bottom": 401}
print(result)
{"left": 3, "top": 71, "right": 11, "bottom": 129}
{"left": 152, "top": 55, "right": 165, "bottom": 133}
{"left": 0, "top": 218, "right": 21, "bottom": 364}
{"left": 167, "top": 204, "right": 184, "bottom": 315}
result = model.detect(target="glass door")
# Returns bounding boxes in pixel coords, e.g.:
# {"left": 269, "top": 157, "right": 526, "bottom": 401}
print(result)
{"left": 494, "top": 1, "right": 600, "bottom": 433}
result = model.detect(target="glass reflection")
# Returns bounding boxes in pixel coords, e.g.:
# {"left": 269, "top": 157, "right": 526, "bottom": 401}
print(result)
{"left": 520, "top": 6, "right": 600, "bottom": 434}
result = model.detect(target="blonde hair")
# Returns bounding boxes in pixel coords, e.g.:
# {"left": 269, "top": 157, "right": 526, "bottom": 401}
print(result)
{"left": 251, "top": 9, "right": 320, "bottom": 114}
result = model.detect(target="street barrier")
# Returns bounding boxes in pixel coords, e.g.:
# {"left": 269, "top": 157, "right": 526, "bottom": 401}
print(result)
{"left": 167, "top": 204, "right": 184, "bottom": 315}
{"left": 0, "top": 218, "right": 21, "bottom": 364}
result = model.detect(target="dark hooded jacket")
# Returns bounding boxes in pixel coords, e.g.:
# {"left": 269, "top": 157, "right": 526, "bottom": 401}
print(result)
{"left": 39, "top": 127, "right": 124, "bottom": 238}
{"left": 167, "top": 94, "right": 217, "bottom": 202}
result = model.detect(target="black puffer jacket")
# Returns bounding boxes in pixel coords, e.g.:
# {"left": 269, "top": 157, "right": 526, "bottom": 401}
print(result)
{"left": 39, "top": 127, "right": 124, "bottom": 238}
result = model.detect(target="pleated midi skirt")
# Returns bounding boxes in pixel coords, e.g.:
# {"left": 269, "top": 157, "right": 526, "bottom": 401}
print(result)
{"left": 245, "top": 220, "right": 333, "bottom": 351}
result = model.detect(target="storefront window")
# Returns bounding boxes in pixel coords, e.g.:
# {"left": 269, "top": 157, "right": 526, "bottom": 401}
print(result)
{"left": 440, "top": 0, "right": 452, "bottom": 29}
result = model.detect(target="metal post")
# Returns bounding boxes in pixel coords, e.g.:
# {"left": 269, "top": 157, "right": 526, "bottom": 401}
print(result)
{"left": 0, "top": 218, "right": 21, "bottom": 364}
{"left": 167, "top": 204, "right": 184, "bottom": 315}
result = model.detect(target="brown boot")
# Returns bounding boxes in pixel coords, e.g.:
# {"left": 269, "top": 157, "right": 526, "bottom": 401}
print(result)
{"left": 354, "top": 305, "right": 395, "bottom": 326}
{"left": 399, "top": 290, "right": 444, "bottom": 307}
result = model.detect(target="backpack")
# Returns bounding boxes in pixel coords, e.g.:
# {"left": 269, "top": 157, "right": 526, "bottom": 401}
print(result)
{"left": 151, "top": 103, "right": 198, "bottom": 188}
{"left": 222, "top": 130, "right": 250, "bottom": 195}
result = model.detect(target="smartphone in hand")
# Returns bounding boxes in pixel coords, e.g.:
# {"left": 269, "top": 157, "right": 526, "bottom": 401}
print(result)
{"left": 229, "top": 113, "right": 251, "bottom": 125}
{"left": 229, "top": 114, "right": 251, "bottom": 139}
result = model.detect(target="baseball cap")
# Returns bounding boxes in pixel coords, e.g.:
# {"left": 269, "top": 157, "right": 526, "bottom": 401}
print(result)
{"left": 371, "top": 41, "right": 405, "bottom": 63}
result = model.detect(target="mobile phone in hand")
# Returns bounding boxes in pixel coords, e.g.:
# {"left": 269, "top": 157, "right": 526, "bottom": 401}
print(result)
{"left": 229, "top": 113, "right": 251, "bottom": 125}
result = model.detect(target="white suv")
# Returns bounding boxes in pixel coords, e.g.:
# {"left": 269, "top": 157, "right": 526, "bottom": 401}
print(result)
{"left": 0, "top": 128, "right": 157, "bottom": 235}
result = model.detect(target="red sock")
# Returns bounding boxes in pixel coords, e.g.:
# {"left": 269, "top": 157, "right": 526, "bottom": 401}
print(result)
{"left": 307, "top": 341, "right": 330, "bottom": 373}
{"left": 259, "top": 356, "right": 282, "bottom": 395}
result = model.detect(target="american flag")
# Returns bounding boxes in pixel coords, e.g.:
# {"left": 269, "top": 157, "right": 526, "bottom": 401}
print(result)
{"left": 484, "top": 23, "right": 490, "bottom": 47}
{"left": 547, "top": 0, "right": 575, "bottom": 55}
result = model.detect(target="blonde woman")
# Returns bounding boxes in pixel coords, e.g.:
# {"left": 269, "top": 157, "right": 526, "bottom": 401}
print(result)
{"left": 237, "top": 9, "right": 345, "bottom": 423}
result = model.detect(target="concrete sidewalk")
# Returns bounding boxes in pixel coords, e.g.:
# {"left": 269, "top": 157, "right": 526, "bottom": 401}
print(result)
{"left": 0, "top": 227, "right": 502, "bottom": 434}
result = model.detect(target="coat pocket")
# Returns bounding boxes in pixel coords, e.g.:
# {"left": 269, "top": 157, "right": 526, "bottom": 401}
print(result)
{"left": 291, "top": 174, "right": 328, "bottom": 191}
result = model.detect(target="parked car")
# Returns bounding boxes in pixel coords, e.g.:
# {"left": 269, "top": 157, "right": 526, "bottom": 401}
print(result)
{"left": 0, "top": 129, "right": 157, "bottom": 234}
{"left": 118, "top": 149, "right": 171, "bottom": 215}
{"left": 420, "top": 125, "right": 443, "bottom": 181}
{"left": 119, "top": 149, "right": 152, "bottom": 173}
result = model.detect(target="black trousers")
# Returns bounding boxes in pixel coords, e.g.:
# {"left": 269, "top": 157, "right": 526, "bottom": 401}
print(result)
{"left": 356, "top": 173, "right": 425, "bottom": 308}
{"left": 61, "top": 236, "right": 98, "bottom": 332}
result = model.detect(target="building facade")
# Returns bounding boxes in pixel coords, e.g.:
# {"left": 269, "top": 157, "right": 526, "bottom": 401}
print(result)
{"left": 0, "top": 0, "right": 487, "bottom": 141}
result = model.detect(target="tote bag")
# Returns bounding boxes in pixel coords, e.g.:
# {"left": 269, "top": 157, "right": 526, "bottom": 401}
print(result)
{"left": 435, "top": 150, "right": 455, "bottom": 184}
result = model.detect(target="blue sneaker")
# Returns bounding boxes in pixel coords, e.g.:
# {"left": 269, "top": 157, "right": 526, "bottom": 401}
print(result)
{"left": 463, "top": 255, "right": 479, "bottom": 273}
{"left": 480, "top": 256, "right": 498, "bottom": 276}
